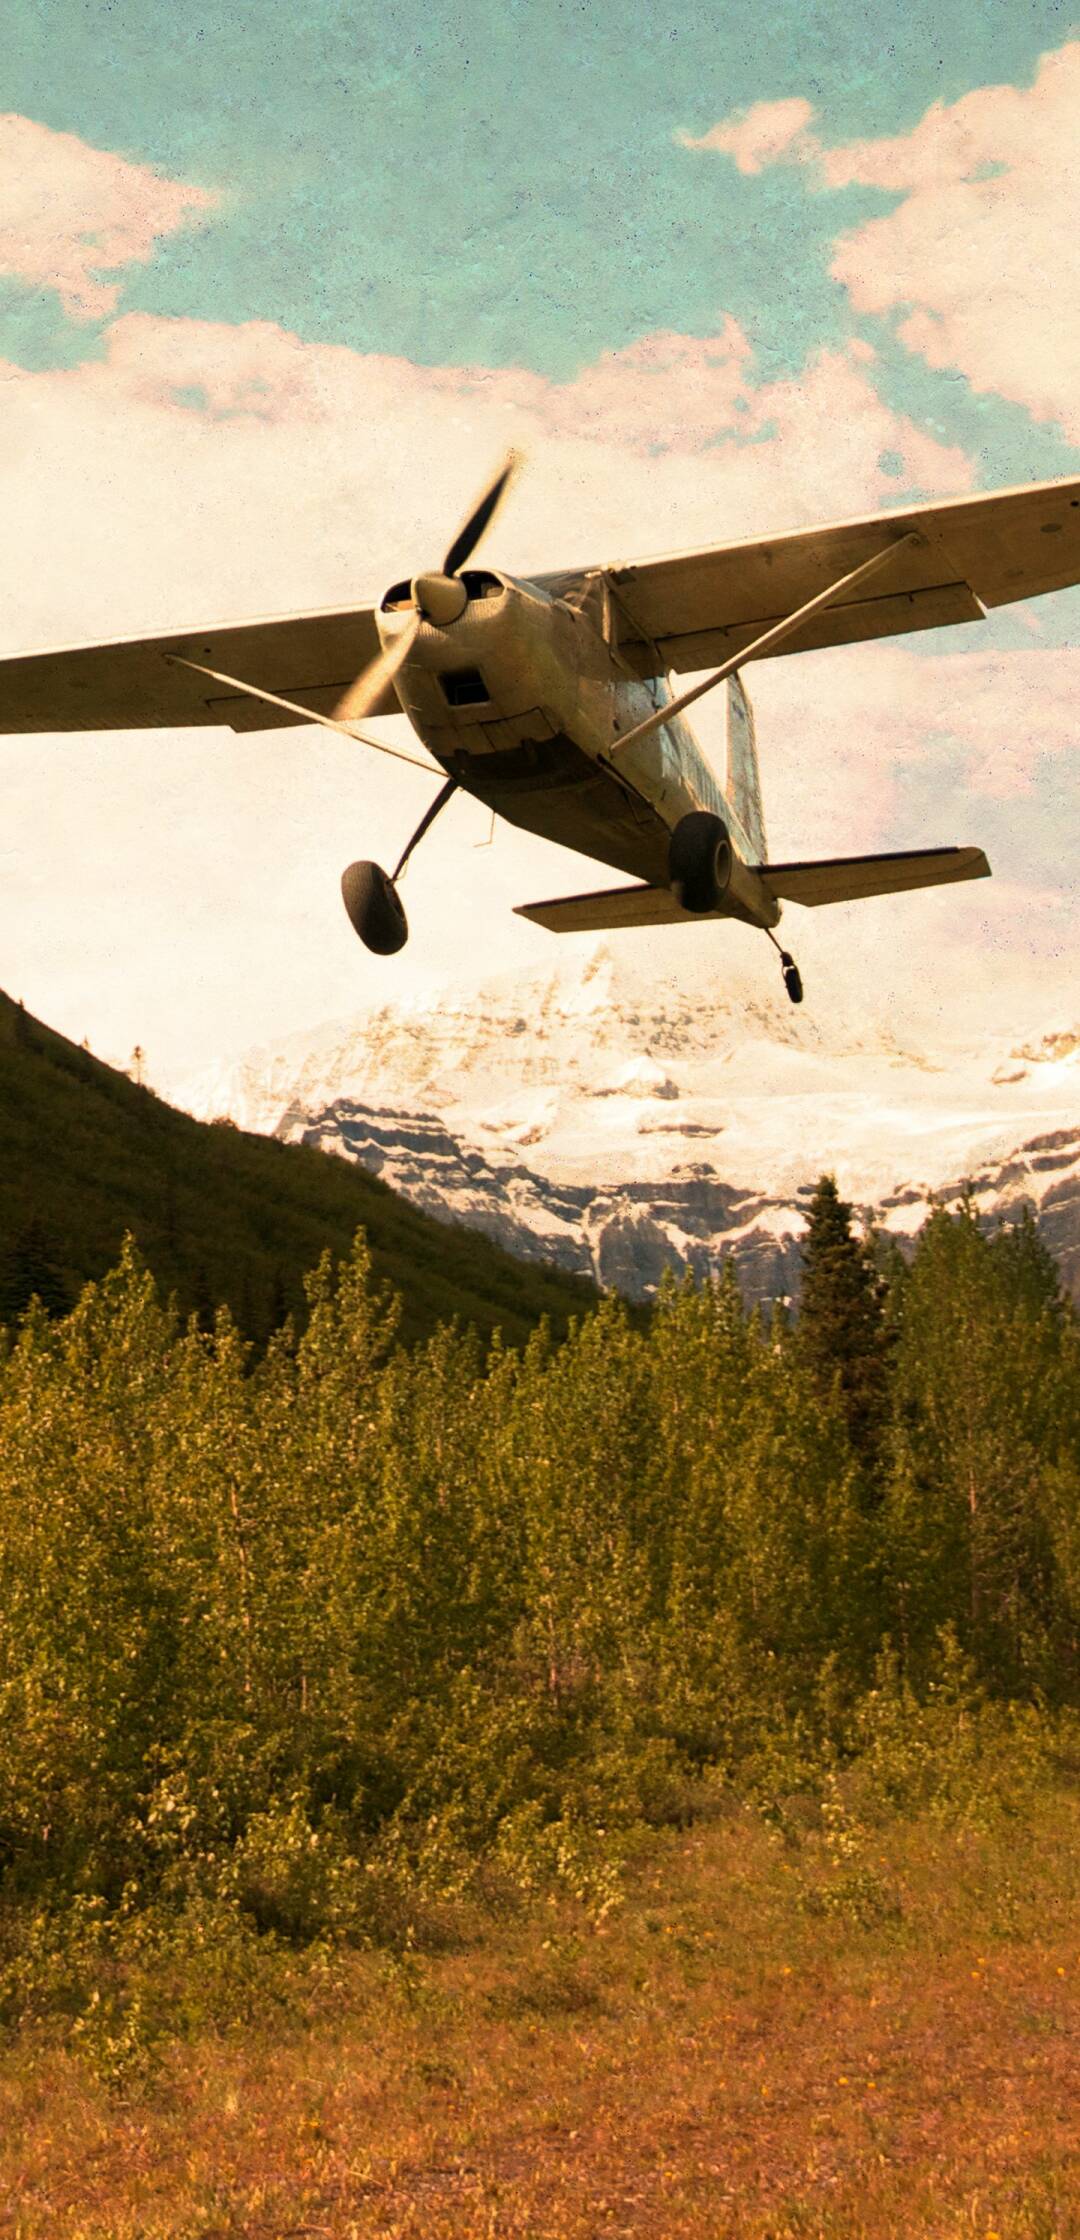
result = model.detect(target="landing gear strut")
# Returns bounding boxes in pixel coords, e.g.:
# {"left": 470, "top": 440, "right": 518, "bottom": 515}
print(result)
{"left": 341, "top": 777, "right": 458, "bottom": 955}
{"left": 767, "top": 927, "right": 803, "bottom": 1005}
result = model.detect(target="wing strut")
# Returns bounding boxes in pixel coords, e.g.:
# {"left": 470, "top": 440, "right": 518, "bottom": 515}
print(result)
{"left": 163, "top": 655, "right": 438, "bottom": 773}
{"left": 609, "top": 530, "right": 921, "bottom": 757}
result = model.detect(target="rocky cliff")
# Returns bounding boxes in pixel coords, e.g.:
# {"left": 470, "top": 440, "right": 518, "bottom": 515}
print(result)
{"left": 178, "top": 946, "right": 1080, "bottom": 1303}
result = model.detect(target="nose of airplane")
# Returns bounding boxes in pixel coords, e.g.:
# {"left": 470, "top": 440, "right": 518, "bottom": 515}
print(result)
{"left": 411, "top": 571, "right": 469, "bottom": 625}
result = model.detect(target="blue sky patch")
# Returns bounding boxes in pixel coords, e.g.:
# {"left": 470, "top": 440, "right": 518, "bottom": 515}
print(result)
{"left": 5, "top": 0, "right": 1075, "bottom": 395}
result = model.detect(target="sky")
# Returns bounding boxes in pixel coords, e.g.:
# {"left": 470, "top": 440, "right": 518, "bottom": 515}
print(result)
{"left": 1, "top": 1, "right": 1079, "bottom": 1081}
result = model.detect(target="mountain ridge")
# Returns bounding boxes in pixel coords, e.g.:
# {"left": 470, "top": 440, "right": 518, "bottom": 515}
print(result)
{"left": 173, "top": 946, "right": 1080, "bottom": 1303}
{"left": 0, "top": 989, "right": 597, "bottom": 1345}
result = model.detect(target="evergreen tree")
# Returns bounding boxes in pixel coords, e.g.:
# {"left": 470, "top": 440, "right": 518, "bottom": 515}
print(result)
{"left": 0, "top": 1215, "right": 71, "bottom": 1323}
{"left": 991, "top": 1204, "right": 1068, "bottom": 1325}
{"left": 797, "top": 1175, "right": 891, "bottom": 1469}
{"left": 189, "top": 1262, "right": 216, "bottom": 1335}
{"left": 268, "top": 1264, "right": 290, "bottom": 1335}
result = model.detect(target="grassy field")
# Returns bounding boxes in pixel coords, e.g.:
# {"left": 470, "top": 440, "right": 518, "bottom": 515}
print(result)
{"left": 3, "top": 1779, "right": 1078, "bottom": 2240}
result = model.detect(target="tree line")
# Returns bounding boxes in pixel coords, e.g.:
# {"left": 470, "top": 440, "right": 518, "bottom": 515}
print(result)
{"left": 0, "top": 1179, "right": 1076, "bottom": 1943}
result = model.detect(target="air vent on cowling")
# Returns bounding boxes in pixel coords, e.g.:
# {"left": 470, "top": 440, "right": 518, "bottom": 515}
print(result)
{"left": 441, "top": 668, "right": 491, "bottom": 707}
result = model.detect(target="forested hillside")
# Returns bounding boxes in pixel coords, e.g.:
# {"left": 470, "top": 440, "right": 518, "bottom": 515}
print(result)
{"left": 0, "top": 990, "right": 595, "bottom": 1348}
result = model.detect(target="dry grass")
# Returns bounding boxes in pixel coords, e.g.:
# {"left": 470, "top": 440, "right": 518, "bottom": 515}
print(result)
{"left": 2, "top": 1787, "right": 1079, "bottom": 2239}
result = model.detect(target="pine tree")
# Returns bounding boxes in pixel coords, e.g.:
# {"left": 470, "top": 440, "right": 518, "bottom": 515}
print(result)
{"left": 991, "top": 1205, "right": 1067, "bottom": 1325}
{"left": 268, "top": 1265, "right": 290, "bottom": 1335}
{"left": 190, "top": 1262, "right": 216, "bottom": 1335}
{"left": 797, "top": 1174, "right": 891, "bottom": 1469}
{"left": 0, "top": 1216, "right": 72, "bottom": 1323}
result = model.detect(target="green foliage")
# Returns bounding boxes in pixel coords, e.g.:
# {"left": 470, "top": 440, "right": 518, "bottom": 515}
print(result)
{"left": 844, "top": 1631, "right": 1063, "bottom": 1832}
{"left": 797, "top": 1173, "right": 891, "bottom": 1467}
{"left": 0, "top": 1178, "right": 1078, "bottom": 2053}
{"left": 883, "top": 1198, "right": 1076, "bottom": 1691}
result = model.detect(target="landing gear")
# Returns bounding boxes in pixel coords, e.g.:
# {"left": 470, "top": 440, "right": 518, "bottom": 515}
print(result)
{"left": 341, "top": 861, "right": 409, "bottom": 954}
{"left": 765, "top": 926, "right": 804, "bottom": 1005}
{"left": 341, "top": 776, "right": 458, "bottom": 956}
{"left": 669, "top": 811, "right": 733, "bottom": 913}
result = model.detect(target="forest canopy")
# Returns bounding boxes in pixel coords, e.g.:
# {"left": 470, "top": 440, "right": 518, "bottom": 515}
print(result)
{"left": 0, "top": 1184, "right": 1077, "bottom": 1990}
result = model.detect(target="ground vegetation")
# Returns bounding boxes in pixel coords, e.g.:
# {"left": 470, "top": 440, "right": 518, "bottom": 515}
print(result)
{"left": 1, "top": 1156, "right": 1078, "bottom": 2230}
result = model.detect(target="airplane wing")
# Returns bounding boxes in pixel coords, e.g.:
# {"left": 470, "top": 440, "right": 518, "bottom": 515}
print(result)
{"left": 0, "top": 604, "right": 395, "bottom": 733}
{"left": 4, "top": 474, "right": 1077, "bottom": 734}
{"left": 539, "top": 475, "right": 1080, "bottom": 676}
{"left": 516, "top": 846, "right": 990, "bottom": 931}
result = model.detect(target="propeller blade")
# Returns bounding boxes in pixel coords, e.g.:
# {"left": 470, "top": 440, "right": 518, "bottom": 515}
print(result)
{"left": 441, "top": 451, "right": 519, "bottom": 578}
{"left": 335, "top": 614, "right": 420, "bottom": 724}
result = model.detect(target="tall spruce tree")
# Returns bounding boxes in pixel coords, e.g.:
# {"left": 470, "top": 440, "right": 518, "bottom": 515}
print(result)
{"left": 797, "top": 1175, "right": 891, "bottom": 1469}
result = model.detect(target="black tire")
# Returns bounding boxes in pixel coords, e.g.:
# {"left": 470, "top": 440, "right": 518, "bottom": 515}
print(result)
{"left": 668, "top": 811, "right": 733, "bottom": 914}
{"left": 340, "top": 861, "right": 409, "bottom": 954}
{"left": 783, "top": 962, "right": 804, "bottom": 1006}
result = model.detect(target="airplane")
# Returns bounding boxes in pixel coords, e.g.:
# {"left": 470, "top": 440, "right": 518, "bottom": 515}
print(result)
{"left": 2, "top": 459, "right": 1079, "bottom": 1005}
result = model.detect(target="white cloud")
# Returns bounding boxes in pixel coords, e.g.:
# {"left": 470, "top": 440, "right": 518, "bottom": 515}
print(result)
{"left": 679, "top": 43, "right": 1080, "bottom": 447}
{"left": 0, "top": 113, "right": 217, "bottom": 320}
{"left": 677, "top": 97, "right": 817, "bottom": 173}
{"left": 0, "top": 309, "right": 972, "bottom": 656}
{"left": 753, "top": 637, "right": 1080, "bottom": 832}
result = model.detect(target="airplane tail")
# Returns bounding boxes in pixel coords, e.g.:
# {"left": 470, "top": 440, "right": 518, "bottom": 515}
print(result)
{"left": 514, "top": 847, "right": 990, "bottom": 933}
{"left": 725, "top": 673, "right": 767, "bottom": 861}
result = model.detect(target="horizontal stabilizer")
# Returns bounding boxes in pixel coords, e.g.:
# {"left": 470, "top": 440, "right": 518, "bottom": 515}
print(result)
{"left": 516, "top": 847, "right": 991, "bottom": 932}
{"left": 515, "top": 884, "right": 695, "bottom": 933}
{"left": 759, "top": 845, "right": 990, "bottom": 907}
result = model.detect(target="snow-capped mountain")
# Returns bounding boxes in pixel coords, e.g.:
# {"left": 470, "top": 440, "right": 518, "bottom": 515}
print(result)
{"left": 174, "top": 946, "right": 1080, "bottom": 1302}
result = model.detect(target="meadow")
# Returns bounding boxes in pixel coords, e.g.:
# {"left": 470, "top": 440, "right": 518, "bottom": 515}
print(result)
{"left": 3, "top": 1765, "right": 1078, "bottom": 2237}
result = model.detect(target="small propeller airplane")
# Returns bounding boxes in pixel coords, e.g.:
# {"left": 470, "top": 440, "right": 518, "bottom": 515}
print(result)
{"left": 3, "top": 458, "right": 1079, "bottom": 1003}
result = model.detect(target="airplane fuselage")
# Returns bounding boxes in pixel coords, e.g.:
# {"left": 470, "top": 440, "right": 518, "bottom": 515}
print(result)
{"left": 375, "top": 569, "right": 776, "bottom": 927}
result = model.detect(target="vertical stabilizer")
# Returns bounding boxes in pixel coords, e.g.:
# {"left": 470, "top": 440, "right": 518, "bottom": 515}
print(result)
{"left": 726, "top": 674, "right": 766, "bottom": 862}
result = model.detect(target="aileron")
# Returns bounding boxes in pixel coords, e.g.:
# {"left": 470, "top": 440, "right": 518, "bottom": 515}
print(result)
{"left": 540, "top": 474, "right": 1080, "bottom": 675}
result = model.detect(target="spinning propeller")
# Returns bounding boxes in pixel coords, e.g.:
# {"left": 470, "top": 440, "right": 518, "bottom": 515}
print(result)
{"left": 334, "top": 452, "right": 519, "bottom": 725}
{"left": 165, "top": 451, "right": 520, "bottom": 770}
{"left": 333, "top": 453, "right": 521, "bottom": 956}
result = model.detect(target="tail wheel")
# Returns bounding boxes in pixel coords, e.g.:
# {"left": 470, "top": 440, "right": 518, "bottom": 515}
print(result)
{"left": 341, "top": 861, "right": 408, "bottom": 954}
{"left": 669, "top": 811, "right": 733, "bottom": 913}
{"left": 781, "top": 952, "right": 804, "bottom": 1005}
